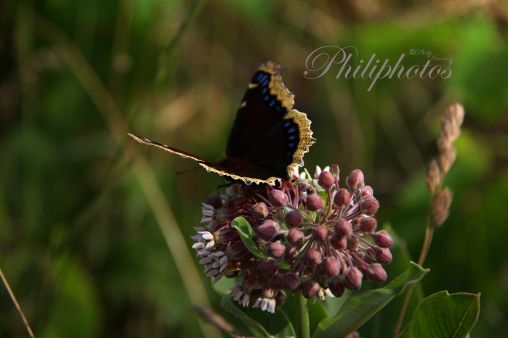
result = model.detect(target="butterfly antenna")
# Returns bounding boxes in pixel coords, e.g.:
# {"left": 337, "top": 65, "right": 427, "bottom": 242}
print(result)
{"left": 176, "top": 165, "right": 201, "bottom": 176}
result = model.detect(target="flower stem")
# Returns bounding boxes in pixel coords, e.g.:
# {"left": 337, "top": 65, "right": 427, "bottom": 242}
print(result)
{"left": 392, "top": 218, "right": 435, "bottom": 337}
{"left": 296, "top": 292, "right": 310, "bottom": 338}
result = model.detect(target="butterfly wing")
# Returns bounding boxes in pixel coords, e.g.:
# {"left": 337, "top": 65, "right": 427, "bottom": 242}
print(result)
{"left": 128, "top": 62, "right": 314, "bottom": 186}
{"left": 199, "top": 62, "right": 314, "bottom": 185}
{"left": 127, "top": 133, "right": 210, "bottom": 163}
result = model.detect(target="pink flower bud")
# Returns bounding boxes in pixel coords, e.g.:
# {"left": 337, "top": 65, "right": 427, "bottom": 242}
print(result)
{"left": 365, "top": 264, "right": 387, "bottom": 282}
{"left": 372, "top": 230, "right": 393, "bottom": 248}
{"left": 283, "top": 273, "right": 300, "bottom": 291}
{"left": 269, "top": 189, "right": 288, "bottom": 207}
{"left": 334, "top": 219, "right": 352, "bottom": 237}
{"left": 329, "top": 279, "right": 345, "bottom": 297}
{"left": 361, "top": 197, "right": 379, "bottom": 216}
{"left": 312, "top": 225, "right": 329, "bottom": 241}
{"left": 347, "top": 169, "right": 364, "bottom": 189}
{"left": 323, "top": 257, "right": 340, "bottom": 277}
{"left": 288, "top": 228, "right": 304, "bottom": 246}
{"left": 333, "top": 188, "right": 351, "bottom": 207}
{"left": 362, "top": 185, "right": 374, "bottom": 197}
{"left": 251, "top": 202, "right": 269, "bottom": 218}
{"left": 306, "top": 248, "right": 322, "bottom": 265}
{"left": 256, "top": 219, "right": 279, "bottom": 240}
{"left": 285, "top": 210, "right": 302, "bottom": 228}
{"left": 302, "top": 280, "right": 320, "bottom": 298}
{"left": 345, "top": 267, "right": 363, "bottom": 290}
{"left": 306, "top": 193, "right": 323, "bottom": 211}
{"left": 318, "top": 171, "right": 334, "bottom": 189}
{"left": 359, "top": 216, "right": 377, "bottom": 233}
{"left": 375, "top": 247, "right": 392, "bottom": 263}
{"left": 331, "top": 235, "right": 347, "bottom": 250}
{"left": 259, "top": 259, "right": 277, "bottom": 276}
{"left": 268, "top": 241, "right": 286, "bottom": 258}
{"left": 285, "top": 247, "right": 298, "bottom": 261}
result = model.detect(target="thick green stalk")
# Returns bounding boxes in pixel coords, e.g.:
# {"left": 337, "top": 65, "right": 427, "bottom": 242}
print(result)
{"left": 296, "top": 292, "right": 310, "bottom": 338}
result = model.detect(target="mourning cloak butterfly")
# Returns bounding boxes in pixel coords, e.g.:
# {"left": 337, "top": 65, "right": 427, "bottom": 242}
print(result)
{"left": 128, "top": 61, "right": 314, "bottom": 185}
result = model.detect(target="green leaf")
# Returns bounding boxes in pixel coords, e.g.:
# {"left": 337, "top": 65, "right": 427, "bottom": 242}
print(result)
{"left": 399, "top": 291, "right": 480, "bottom": 338}
{"left": 221, "top": 296, "right": 296, "bottom": 338}
{"left": 212, "top": 276, "right": 236, "bottom": 295}
{"left": 312, "top": 262, "right": 429, "bottom": 338}
{"left": 232, "top": 216, "right": 268, "bottom": 259}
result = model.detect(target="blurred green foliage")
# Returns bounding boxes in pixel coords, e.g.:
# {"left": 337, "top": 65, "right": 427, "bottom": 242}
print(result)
{"left": 1, "top": 0, "right": 507, "bottom": 337}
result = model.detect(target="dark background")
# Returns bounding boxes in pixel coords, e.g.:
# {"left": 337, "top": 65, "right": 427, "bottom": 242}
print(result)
{"left": 1, "top": 1, "right": 507, "bottom": 337}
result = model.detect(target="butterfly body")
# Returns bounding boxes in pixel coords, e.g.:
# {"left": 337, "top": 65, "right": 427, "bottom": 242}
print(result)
{"left": 129, "top": 62, "right": 314, "bottom": 185}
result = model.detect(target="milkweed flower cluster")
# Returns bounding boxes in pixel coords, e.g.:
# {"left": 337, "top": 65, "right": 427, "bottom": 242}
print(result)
{"left": 191, "top": 165, "right": 392, "bottom": 313}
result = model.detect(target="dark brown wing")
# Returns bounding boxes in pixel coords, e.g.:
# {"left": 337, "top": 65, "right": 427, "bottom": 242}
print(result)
{"left": 219, "top": 61, "right": 314, "bottom": 184}
{"left": 127, "top": 62, "right": 314, "bottom": 186}
{"left": 127, "top": 133, "right": 211, "bottom": 163}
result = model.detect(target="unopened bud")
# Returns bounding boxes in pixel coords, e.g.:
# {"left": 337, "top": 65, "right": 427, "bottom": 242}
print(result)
{"left": 372, "top": 230, "right": 392, "bottom": 248}
{"left": 306, "top": 248, "right": 323, "bottom": 265}
{"left": 365, "top": 264, "right": 387, "bottom": 282}
{"left": 359, "top": 216, "right": 377, "bottom": 233}
{"left": 259, "top": 259, "right": 277, "bottom": 276}
{"left": 268, "top": 241, "right": 286, "bottom": 258}
{"left": 269, "top": 189, "right": 288, "bottom": 207}
{"left": 347, "top": 169, "right": 364, "bottom": 189}
{"left": 318, "top": 171, "right": 334, "bottom": 190}
{"left": 334, "top": 219, "right": 352, "bottom": 237}
{"left": 288, "top": 228, "right": 304, "bottom": 246}
{"left": 285, "top": 210, "right": 302, "bottom": 227}
{"left": 251, "top": 202, "right": 269, "bottom": 218}
{"left": 285, "top": 247, "right": 298, "bottom": 261}
{"left": 283, "top": 273, "right": 300, "bottom": 291}
{"left": 323, "top": 257, "right": 340, "bottom": 277}
{"left": 374, "top": 247, "right": 392, "bottom": 263}
{"left": 302, "top": 280, "right": 320, "bottom": 298}
{"left": 312, "top": 225, "right": 329, "bottom": 241}
{"left": 329, "top": 279, "right": 345, "bottom": 297}
{"left": 333, "top": 188, "right": 351, "bottom": 207}
{"left": 256, "top": 219, "right": 280, "bottom": 240}
{"left": 345, "top": 267, "right": 363, "bottom": 290}
{"left": 362, "top": 185, "right": 374, "bottom": 197}
{"left": 331, "top": 235, "right": 347, "bottom": 250}
{"left": 361, "top": 197, "right": 379, "bottom": 216}
{"left": 306, "top": 193, "right": 323, "bottom": 211}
